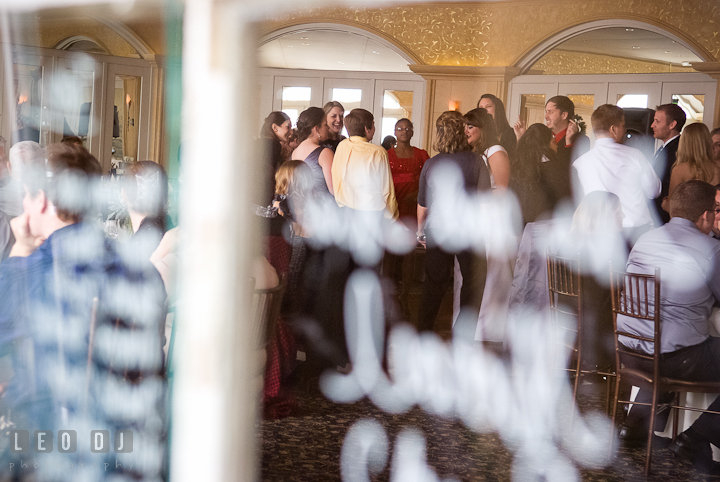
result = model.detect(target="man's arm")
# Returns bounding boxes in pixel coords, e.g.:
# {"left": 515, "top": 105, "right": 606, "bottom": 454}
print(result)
{"left": 380, "top": 150, "right": 399, "bottom": 220}
{"left": 638, "top": 152, "right": 662, "bottom": 199}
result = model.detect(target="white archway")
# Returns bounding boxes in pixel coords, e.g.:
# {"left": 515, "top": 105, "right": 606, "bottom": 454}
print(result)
{"left": 515, "top": 19, "right": 712, "bottom": 74}
{"left": 258, "top": 22, "right": 419, "bottom": 68}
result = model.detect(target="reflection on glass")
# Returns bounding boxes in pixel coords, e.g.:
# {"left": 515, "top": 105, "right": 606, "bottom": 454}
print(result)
{"left": 281, "top": 86, "right": 312, "bottom": 126}
{"left": 616, "top": 94, "right": 648, "bottom": 108}
{"left": 332, "top": 88, "right": 362, "bottom": 138}
{"left": 672, "top": 94, "right": 704, "bottom": 126}
{"left": 519, "top": 94, "right": 545, "bottom": 128}
{"left": 381, "top": 90, "right": 413, "bottom": 140}
{"left": 54, "top": 69, "right": 94, "bottom": 149}
{"left": 13, "top": 64, "right": 43, "bottom": 145}
{"left": 112, "top": 75, "right": 141, "bottom": 166}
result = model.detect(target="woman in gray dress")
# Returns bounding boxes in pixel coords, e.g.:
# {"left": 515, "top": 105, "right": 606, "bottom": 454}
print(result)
{"left": 291, "top": 107, "right": 335, "bottom": 196}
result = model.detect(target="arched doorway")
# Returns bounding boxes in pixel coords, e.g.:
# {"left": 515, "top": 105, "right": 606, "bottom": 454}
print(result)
{"left": 508, "top": 20, "right": 717, "bottom": 137}
{"left": 256, "top": 24, "right": 426, "bottom": 146}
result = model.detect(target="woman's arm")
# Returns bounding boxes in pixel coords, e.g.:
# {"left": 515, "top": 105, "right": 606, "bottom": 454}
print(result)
{"left": 488, "top": 149, "right": 511, "bottom": 189}
{"left": 318, "top": 148, "right": 335, "bottom": 195}
{"left": 662, "top": 163, "right": 691, "bottom": 213}
{"left": 416, "top": 205, "right": 428, "bottom": 248}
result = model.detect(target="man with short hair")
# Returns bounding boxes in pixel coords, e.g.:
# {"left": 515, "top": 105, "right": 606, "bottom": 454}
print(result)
{"left": 573, "top": 104, "right": 661, "bottom": 242}
{"left": 0, "top": 143, "right": 167, "bottom": 480}
{"left": 332, "top": 108, "right": 398, "bottom": 219}
{"left": 651, "top": 103, "right": 686, "bottom": 224}
{"left": 711, "top": 185, "right": 720, "bottom": 240}
{"left": 544, "top": 95, "right": 590, "bottom": 164}
{"left": 618, "top": 180, "right": 720, "bottom": 474}
{"left": 711, "top": 127, "right": 720, "bottom": 162}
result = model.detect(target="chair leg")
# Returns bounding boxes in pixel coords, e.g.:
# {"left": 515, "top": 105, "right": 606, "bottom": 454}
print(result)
{"left": 645, "top": 386, "right": 660, "bottom": 476}
{"left": 570, "top": 363, "right": 581, "bottom": 428}
{"left": 609, "top": 374, "right": 622, "bottom": 459}
{"left": 672, "top": 392, "right": 680, "bottom": 441}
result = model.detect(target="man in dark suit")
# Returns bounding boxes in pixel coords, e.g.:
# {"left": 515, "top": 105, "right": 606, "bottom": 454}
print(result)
{"left": 544, "top": 95, "right": 590, "bottom": 166}
{"left": 651, "top": 103, "right": 686, "bottom": 224}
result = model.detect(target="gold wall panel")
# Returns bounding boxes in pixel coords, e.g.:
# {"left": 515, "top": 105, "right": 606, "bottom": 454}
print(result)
{"left": 535, "top": 50, "right": 696, "bottom": 75}
{"left": 261, "top": 0, "right": 720, "bottom": 66}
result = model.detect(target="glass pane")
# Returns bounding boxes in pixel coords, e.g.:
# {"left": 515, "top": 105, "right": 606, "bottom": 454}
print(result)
{"left": 616, "top": 94, "right": 648, "bottom": 108}
{"left": 12, "top": 63, "right": 43, "bottom": 145}
{"left": 54, "top": 68, "right": 94, "bottom": 150}
{"left": 672, "top": 94, "right": 705, "bottom": 127}
{"left": 519, "top": 94, "right": 545, "bottom": 128}
{"left": 332, "top": 88, "right": 362, "bottom": 138}
{"left": 381, "top": 90, "right": 413, "bottom": 141}
{"left": 112, "top": 74, "right": 142, "bottom": 167}
{"left": 566, "top": 94, "right": 594, "bottom": 137}
{"left": 281, "top": 86, "right": 311, "bottom": 126}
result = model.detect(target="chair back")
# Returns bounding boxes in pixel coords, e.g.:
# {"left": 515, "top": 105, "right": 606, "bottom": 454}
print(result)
{"left": 250, "top": 274, "right": 287, "bottom": 349}
{"left": 546, "top": 248, "right": 582, "bottom": 362}
{"left": 609, "top": 268, "right": 661, "bottom": 381}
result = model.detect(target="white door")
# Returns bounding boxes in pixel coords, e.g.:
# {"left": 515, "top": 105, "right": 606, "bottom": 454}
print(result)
{"left": 558, "top": 82, "right": 608, "bottom": 142}
{"left": 53, "top": 57, "right": 104, "bottom": 157}
{"left": 271, "top": 76, "right": 323, "bottom": 127}
{"left": 4, "top": 52, "right": 53, "bottom": 146}
{"left": 103, "top": 63, "right": 152, "bottom": 173}
{"left": 660, "top": 81, "right": 717, "bottom": 130}
{"left": 507, "top": 82, "right": 557, "bottom": 128}
{"left": 373, "top": 79, "right": 424, "bottom": 147}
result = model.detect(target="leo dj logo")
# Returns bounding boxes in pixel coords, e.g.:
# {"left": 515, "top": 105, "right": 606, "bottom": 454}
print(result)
{"left": 9, "top": 430, "right": 133, "bottom": 453}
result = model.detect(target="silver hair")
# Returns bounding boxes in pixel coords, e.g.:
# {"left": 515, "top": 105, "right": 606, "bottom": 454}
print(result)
{"left": 9, "top": 140, "right": 42, "bottom": 179}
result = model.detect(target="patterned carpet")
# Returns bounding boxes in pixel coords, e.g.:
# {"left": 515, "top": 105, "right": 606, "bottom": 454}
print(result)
{"left": 261, "top": 379, "right": 719, "bottom": 481}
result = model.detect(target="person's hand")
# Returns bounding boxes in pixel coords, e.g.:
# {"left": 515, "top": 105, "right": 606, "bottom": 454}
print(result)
{"left": 513, "top": 118, "right": 526, "bottom": 140}
{"left": 416, "top": 232, "right": 426, "bottom": 249}
{"left": 566, "top": 119, "right": 579, "bottom": 144}
{"left": 9, "top": 213, "right": 44, "bottom": 257}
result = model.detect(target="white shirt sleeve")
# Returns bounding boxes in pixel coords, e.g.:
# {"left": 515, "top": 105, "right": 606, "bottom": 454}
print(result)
{"left": 636, "top": 152, "right": 661, "bottom": 199}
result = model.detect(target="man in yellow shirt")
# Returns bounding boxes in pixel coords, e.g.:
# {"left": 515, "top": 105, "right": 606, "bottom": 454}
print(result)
{"left": 332, "top": 108, "right": 398, "bottom": 219}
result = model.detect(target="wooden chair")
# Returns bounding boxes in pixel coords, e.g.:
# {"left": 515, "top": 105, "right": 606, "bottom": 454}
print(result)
{"left": 250, "top": 274, "right": 287, "bottom": 350}
{"left": 609, "top": 268, "right": 720, "bottom": 475}
{"left": 546, "top": 249, "right": 615, "bottom": 418}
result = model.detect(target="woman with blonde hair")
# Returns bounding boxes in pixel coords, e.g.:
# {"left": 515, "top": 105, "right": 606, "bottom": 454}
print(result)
{"left": 463, "top": 107, "right": 511, "bottom": 189}
{"left": 416, "top": 111, "right": 492, "bottom": 332}
{"left": 662, "top": 122, "right": 719, "bottom": 213}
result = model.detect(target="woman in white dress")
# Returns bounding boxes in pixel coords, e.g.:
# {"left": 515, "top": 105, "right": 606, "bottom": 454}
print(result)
{"left": 463, "top": 107, "right": 511, "bottom": 189}
{"left": 455, "top": 108, "right": 516, "bottom": 343}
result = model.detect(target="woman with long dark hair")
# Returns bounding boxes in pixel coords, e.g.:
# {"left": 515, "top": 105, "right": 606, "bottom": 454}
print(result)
{"left": 291, "top": 107, "right": 334, "bottom": 196}
{"left": 416, "top": 111, "right": 491, "bottom": 332}
{"left": 463, "top": 107, "right": 511, "bottom": 189}
{"left": 510, "top": 123, "right": 572, "bottom": 226}
{"left": 259, "top": 111, "right": 292, "bottom": 205}
{"left": 478, "top": 94, "right": 517, "bottom": 156}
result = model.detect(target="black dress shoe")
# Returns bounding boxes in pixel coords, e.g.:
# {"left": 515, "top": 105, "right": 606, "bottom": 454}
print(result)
{"left": 670, "top": 432, "right": 720, "bottom": 475}
{"left": 618, "top": 425, "right": 672, "bottom": 450}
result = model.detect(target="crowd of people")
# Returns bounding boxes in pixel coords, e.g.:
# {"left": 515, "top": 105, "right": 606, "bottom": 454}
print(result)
{"left": 0, "top": 139, "right": 174, "bottom": 480}
{"left": 256, "top": 94, "right": 720, "bottom": 473}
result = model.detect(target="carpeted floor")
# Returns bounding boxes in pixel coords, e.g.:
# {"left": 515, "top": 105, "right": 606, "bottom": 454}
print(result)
{"left": 260, "top": 377, "right": 719, "bottom": 481}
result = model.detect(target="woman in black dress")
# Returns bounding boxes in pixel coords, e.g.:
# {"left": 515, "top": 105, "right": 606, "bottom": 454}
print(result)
{"left": 510, "top": 123, "right": 572, "bottom": 227}
{"left": 478, "top": 94, "right": 517, "bottom": 158}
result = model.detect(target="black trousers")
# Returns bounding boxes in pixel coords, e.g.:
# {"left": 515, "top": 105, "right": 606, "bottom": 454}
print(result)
{"left": 417, "top": 237, "right": 487, "bottom": 333}
{"left": 623, "top": 337, "right": 720, "bottom": 447}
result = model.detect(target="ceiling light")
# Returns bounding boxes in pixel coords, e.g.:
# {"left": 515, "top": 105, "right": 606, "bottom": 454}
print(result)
{"left": 300, "top": 37, "right": 308, "bottom": 40}
{"left": 625, "top": 28, "right": 634, "bottom": 32}
{"left": 372, "top": 51, "right": 380, "bottom": 54}
{"left": 682, "top": 61, "right": 692, "bottom": 67}
{"left": 665, "top": 50, "right": 672, "bottom": 53}
{"left": 338, "top": 61, "right": 344, "bottom": 64}
{"left": 302, "top": 42, "right": 309, "bottom": 45}
{"left": 632, "top": 46, "right": 640, "bottom": 49}
{"left": 288, "top": 45, "right": 293, "bottom": 48}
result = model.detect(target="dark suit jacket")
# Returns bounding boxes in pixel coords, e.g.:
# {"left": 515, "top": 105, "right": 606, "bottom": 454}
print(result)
{"left": 652, "top": 136, "right": 680, "bottom": 225}
{"left": 557, "top": 131, "right": 590, "bottom": 166}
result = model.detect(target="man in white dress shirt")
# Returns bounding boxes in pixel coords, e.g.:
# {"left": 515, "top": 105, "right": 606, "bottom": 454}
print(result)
{"left": 573, "top": 104, "right": 661, "bottom": 244}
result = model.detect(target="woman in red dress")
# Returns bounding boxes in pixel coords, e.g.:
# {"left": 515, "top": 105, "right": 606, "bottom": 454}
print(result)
{"left": 385, "top": 118, "right": 429, "bottom": 319}
{"left": 387, "top": 118, "right": 429, "bottom": 231}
